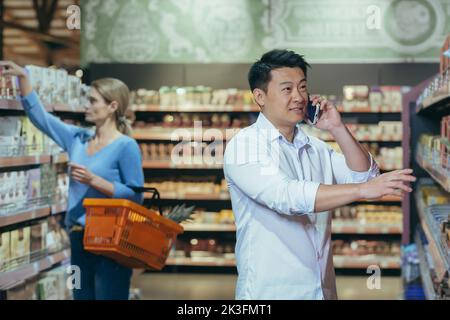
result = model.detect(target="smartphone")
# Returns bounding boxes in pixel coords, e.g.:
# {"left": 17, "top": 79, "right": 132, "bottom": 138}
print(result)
{"left": 306, "top": 95, "right": 321, "bottom": 125}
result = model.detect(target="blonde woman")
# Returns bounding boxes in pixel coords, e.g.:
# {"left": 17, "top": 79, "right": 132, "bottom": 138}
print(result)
{"left": 0, "top": 61, "right": 144, "bottom": 300}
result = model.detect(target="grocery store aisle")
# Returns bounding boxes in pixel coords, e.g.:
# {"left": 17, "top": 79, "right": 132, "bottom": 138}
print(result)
{"left": 134, "top": 273, "right": 403, "bottom": 300}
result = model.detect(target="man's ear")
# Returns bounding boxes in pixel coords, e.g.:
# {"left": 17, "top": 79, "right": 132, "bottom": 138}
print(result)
{"left": 253, "top": 88, "right": 266, "bottom": 109}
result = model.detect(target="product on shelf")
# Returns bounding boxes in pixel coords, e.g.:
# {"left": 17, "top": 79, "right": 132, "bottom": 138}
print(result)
{"left": 417, "top": 134, "right": 449, "bottom": 175}
{"left": 0, "top": 231, "right": 10, "bottom": 272}
{"left": 30, "top": 220, "right": 48, "bottom": 259}
{"left": 24, "top": 65, "right": 86, "bottom": 110}
{"left": 145, "top": 176, "right": 228, "bottom": 196}
{"left": 9, "top": 226, "right": 31, "bottom": 268}
{"left": 131, "top": 86, "right": 254, "bottom": 108}
{"left": 332, "top": 239, "right": 401, "bottom": 257}
{"left": 341, "top": 86, "right": 405, "bottom": 112}
{"left": 332, "top": 205, "right": 402, "bottom": 225}
{"left": 0, "top": 74, "right": 20, "bottom": 100}
{"left": 328, "top": 142, "right": 402, "bottom": 170}
{"left": 301, "top": 122, "right": 402, "bottom": 142}
{"left": 184, "top": 209, "right": 235, "bottom": 225}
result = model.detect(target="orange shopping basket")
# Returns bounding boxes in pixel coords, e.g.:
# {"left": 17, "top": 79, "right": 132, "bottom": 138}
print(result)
{"left": 82, "top": 187, "right": 183, "bottom": 270}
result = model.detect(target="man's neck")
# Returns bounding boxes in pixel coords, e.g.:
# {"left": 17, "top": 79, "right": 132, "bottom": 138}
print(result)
{"left": 262, "top": 112, "right": 296, "bottom": 143}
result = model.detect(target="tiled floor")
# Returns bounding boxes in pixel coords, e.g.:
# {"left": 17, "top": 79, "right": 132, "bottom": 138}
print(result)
{"left": 133, "top": 273, "right": 403, "bottom": 300}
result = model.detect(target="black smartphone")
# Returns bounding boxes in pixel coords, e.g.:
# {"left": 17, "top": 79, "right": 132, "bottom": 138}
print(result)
{"left": 306, "top": 95, "right": 321, "bottom": 125}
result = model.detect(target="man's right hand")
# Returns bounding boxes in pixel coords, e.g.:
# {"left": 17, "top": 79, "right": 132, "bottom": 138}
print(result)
{"left": 359, "top": 168, "right": 416, "bottom": 199}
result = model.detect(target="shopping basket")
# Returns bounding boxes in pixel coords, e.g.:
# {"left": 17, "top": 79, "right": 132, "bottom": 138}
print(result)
{"left": 82, "top": 187, "right": 184, "bottom": 270}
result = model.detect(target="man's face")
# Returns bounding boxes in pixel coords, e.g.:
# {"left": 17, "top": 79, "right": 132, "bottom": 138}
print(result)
{"left": 255, "top": 67, "right": 308, "bottom": 127}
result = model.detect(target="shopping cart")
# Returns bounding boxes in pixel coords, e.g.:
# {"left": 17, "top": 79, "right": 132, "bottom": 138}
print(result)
{"left": 82, "top": 187, "right": 188, "bottom": 270}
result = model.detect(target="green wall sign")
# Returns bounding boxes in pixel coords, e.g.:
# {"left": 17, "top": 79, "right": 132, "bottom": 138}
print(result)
{"left": 81, "top": 0, "right": 450, "bottom": 65}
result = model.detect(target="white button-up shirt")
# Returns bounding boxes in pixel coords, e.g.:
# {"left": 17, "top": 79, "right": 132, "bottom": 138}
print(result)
{"left": 223, "top": 113, "right": 379, "bottom": 300}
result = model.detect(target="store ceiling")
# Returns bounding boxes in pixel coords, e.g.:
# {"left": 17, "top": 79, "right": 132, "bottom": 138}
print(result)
{"left": 2, "top": 0, "right": 80, "bottom": 68}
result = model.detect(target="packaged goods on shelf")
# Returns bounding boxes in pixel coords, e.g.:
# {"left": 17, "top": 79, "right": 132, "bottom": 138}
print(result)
{"left": 332, "top": 205, "right": 402, "bottom": 225}
{"left": 440, "top": 34, "right": 450, "bottom": 74}
{"left": 416, "top": 71, "right": 449, "bottom": 109}
{"left": 146, "top": 176, "right": 228, "bottom": 196}
{"left": 6, "top": 278, "right": 39, "bottom": 300}
{"left": 332, "top": 239, "right": 401, "bottom": 257}
{"left": 131, "top": 86, "right": 254, "bottom": 108}
{"left": 418, "top": 134, "right": 449, "bottom": 175}
{"left": 0, "top": 74, "right": 20, "bottom": 100}
{"left": 46, "top": 215, "right": 69, "bottom": 254}
{"left": 24, "top": 65, "right": 86, "bottom": 110}
{"left": 301, "top": 122, "right": 402, "bottom": 141}
{"left": 327, "top": 142, "right": 402, "bottom": 170}
{"left": 37, "top": 265, "right": 72, "bottom": 300}
{"left": 173, "top": 237, "right": 236, "bottom": 259}
{"left": 341, "top": 86, "right": 405, "bottom": 112}
{"left": 185, "top": 209, "right": 235, "bottom": 225}
{"left": 30, "top": 220, "right": 48, "bottom": 260}
{"left": 151, "top": 113, "right": 256, "bottom": 128}
{"left": 0, "top": 231, "right": 10, "bottom": 272}
{"left": 419, "top": 184, "right": 450, "bottom": 206}
{"left": 9, "top": 226, "right": 31, "bottom": 268}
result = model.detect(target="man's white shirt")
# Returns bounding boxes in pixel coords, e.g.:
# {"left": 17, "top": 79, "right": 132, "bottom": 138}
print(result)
{"left": 223, "top": 112, "right": 380, "bottom": 300}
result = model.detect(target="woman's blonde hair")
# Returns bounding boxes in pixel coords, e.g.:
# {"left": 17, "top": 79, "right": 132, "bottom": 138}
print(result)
{"left": 91, "top": 78, "right": 132, "bottom": 136}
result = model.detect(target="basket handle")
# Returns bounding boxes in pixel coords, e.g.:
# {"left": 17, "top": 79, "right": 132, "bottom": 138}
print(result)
{"left": 127, "top": 186, "right": 162, "bottom": 215}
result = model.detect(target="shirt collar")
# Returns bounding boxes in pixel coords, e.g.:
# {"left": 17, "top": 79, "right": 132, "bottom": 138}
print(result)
{"left": 255, "top": 112, "right": 311, "bottom": 149}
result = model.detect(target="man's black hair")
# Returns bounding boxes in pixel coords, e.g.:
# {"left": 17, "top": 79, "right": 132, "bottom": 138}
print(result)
{"left": 248, "top": 49, "right": 310, "bottom": 92}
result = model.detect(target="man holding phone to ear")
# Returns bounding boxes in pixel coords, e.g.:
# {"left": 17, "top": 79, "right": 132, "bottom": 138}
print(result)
{"left": 223, "top": 49, "right": 415, "bottom": 300}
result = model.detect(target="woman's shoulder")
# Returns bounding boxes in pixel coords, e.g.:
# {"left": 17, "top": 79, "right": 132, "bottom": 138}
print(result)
{"left": 118, "top": 134, "right": 140, "bottom": 150}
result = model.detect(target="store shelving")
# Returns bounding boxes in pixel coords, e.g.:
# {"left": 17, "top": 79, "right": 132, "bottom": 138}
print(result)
{"left": 0, "top": 249, "right": 70, "bottom": 291}
{"left": 415, "top": 229, "right": 439, "bottom": 300}
{"left": 146, "top": 191, "right": 401, "bottom": 203}
{"left": 0, "top": 206, "right": 50, "bottom": 228}
{"left": 132, "top": 104, "right": 260, "bottom": 113}
{"left": 0, "top": 99, "right": 23, "bottom": 110}
{"left": 416, "top": 90, "right": 450, "bottom": 117}
{"left": 51, "top": 202, "right": 67, "bottom": 215}
{"left": 133, "top": 128, "right": 402, "bottom": 143}
{"left": 0, "top": 155, "right": 51, "bottom": 168}
{"left": 181, "top": 222, "right": 401, "bottom": 235}
{"left": 142, "top": 160, "right": 222, "bottom": 169}
{"left": 51, "top": 152, "right": 69, "bottom": 164}
{"left": 165, "top": 255, "right": 401, "bottom": 269}
{"left": 415, "top": 153, "right": 450, "bottom": 193}
{"left": 414, "top": 189, "right": 450, "bottom": 283}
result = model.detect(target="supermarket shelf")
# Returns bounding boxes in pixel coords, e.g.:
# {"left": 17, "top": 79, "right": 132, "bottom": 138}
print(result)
{"left": 166, "top": 257, "right": 236, "bottom": 267}
{"left": 337, "top": 107, "right": 401, "bottom": 113}
{"left": 415, "top": 229, "right": 439, "bottom": 300}
{"left": 332, "top": 223, "right": 402, "bottom": 234}
{"left": 0, "top": 249, "right": 70, "bottom": 291}
{"left": 142, "top": 160, "right": 222, "bottom": 169}
{"left": 416, "top": 154, "right": 450, "bottom": 192}
{"left": 147, "top": 192, "right": 401, "bottom": 203}
{"left": 165, "top": 255, "right": 400, "bottom": 269}
{"left": 182, "top": 223, "right": 236, "bottom": 232}
{"left": 417, "top": 90, "right": 450, "bottom": 117}
{"left": 132, "top": 104, "right": 259, "bottom": 113}
{"left": 146, "top": 192, "right": 230, "bottom": 201}
{"left": 133, "top": 128, "right": 239, "bottom": 141}
{"left": 51, "top": 202, "right": 67, "bottom": 215}
{"left": 142, "top": 161, "right": 399, "bottom": 172}
{"left": 0, "top": 206, "right": 50, "bottom": 228}
{"left": 333, "top": 255, "right": 401, "bottom": 269}
{"left": 0, "top": 155, "right": 51, "bottom": 168}
{"left": 51, "top": 152, "right": 69, "bottom": 164}
{"left": 0, "top": 99, "right": 22, "bottom": 110}
{"left": 51, "top": 104, "right": 85, "bottom": 113}
{"left": 414, "top": 191, "right": 450, "bottom": 282}
{"left": 181, "top": 223, "right": 402, "bottom": 234}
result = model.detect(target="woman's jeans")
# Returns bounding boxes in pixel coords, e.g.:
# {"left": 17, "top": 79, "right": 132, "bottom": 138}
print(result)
{"left": 69, "top": 229, "right": 132, "bottom": 300}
